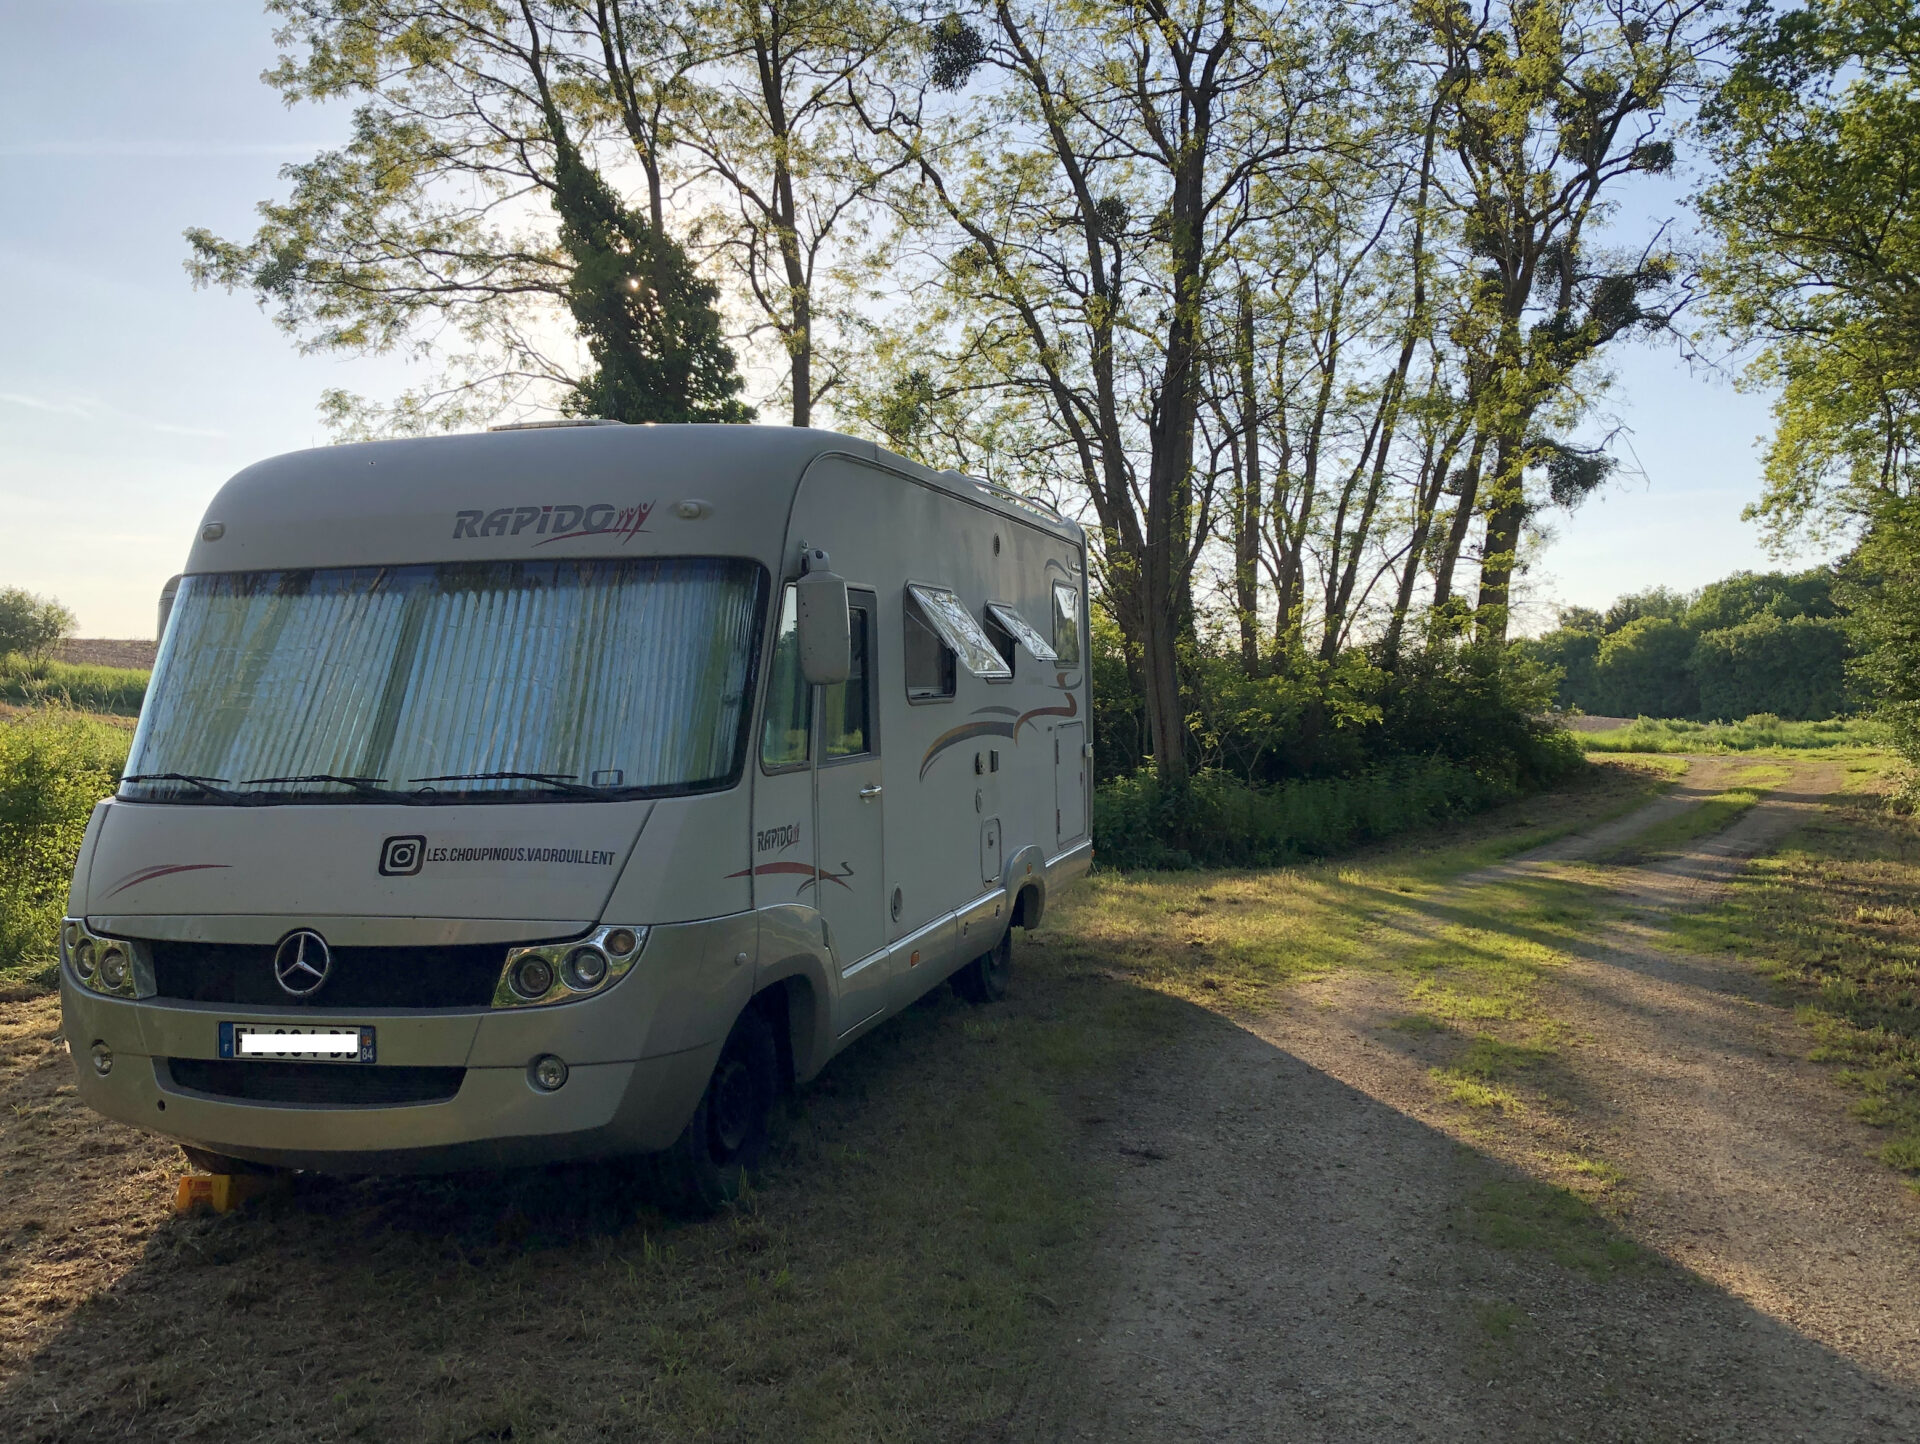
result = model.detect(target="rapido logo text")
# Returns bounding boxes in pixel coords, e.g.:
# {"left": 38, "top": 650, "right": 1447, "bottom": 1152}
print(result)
{"left": 452, "top": 501, "right": 653, "bottom": 545}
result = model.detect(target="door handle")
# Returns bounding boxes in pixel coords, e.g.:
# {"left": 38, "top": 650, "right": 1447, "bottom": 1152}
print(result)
{"left": 859, "top": 784, "right": 883, "bottom": 800}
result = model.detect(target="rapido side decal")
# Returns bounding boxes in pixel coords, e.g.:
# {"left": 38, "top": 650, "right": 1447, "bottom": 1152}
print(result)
{"left": 451, "top": 501, "right": 654, "bottom": 545}
{"left": 918, "top": 673, "right": 1081, "bottom": 779}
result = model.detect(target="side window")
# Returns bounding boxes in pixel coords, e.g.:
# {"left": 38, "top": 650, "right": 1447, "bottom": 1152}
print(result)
{"left": 1052, "top": 582, "right": 1082, "bottom": 667}
{"left": 760, "top": 584, "right": 811, "bottom": 769}
{"left": 905, "top": 603, "right": 956, "bottom": 701}
{"left": 823, "top": 601, "right": 873, "bottom": 758}
{"left": 984, "top": 612, "right": 1017, "bottom": 676}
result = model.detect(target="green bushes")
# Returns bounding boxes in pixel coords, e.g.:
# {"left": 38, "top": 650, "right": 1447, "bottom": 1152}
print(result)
{"left": 1521, "top": 565, "right": 1853, "bottom": 721}
{"left": 0, "top": 655, "right": 149, "bottom": 714}
{"left": 0, "top": 712, "right": 130, "bottom": 985}
{"left": 1092, "top": 638, "right": 1585, "bottom": 870}
{"left": 1580, "top": 714, "right": 1880, "bottom": 752}
{"left": 1093, "top": 744, "right": 1583, "bottom": 870}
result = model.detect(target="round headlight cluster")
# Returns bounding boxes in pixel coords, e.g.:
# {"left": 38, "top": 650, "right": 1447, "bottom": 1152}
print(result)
{"left": 563, "top": 945, "right": 608, "bottom": 989}
{"left": 509, "top": 953, "right": 555, "bottom": 1000}
{"left": 494, "top": 925, "right": 647, "bottom": 1008}
{"left": 63, "top": 919, "right": 138, "bottom": 997}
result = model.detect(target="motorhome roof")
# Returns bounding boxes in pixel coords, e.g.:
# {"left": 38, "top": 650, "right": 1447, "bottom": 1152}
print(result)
{"left": 181, "top": 424, "right": 1080, "bottom": 576}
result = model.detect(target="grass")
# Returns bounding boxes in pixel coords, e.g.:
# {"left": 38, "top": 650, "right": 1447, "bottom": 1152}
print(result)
{"left": 0, "top": 747, "right": 1746, "bottom": 1436}
{"left": 1580, "top": 714, "right": 1882, "bottom": 754}
{"left": 0, "top": 655, "right": 148, "bottom": 715}
{"left": 0, "top": 962, "right": 1177, "bottom": 1441}
{"left": 1594, "top": 762, "right": 1792, "bottom": 863}
{"left": 1464, "top": 1176, "right": 1647, "bottom": 1277}
{"left": 0, "top": 710, "right": 131, "bottom": 990}
{"left": 1669, "top": 777, "right": 1920, "bottom": 1185}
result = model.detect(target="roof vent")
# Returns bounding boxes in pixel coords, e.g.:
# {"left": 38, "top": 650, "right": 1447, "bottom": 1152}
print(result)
{"left": 487, "top": 418, "right": 628, "bottom": 432}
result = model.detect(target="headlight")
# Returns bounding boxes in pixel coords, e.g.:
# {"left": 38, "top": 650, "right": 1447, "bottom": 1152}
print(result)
{"left": 62, "top": 919, "right": 144, "bottom": 999}
{"left": 492, "top": 925, "right": 648, "bottom": 1008}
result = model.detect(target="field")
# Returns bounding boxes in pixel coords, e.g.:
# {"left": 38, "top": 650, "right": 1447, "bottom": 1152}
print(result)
{"left": 4, "top": 711, "right": 1919, "bottom": 1438}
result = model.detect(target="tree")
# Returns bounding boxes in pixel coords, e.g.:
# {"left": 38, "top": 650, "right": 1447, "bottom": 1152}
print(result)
{"left": 1690, "top": 613, "right": 1849, "bottom": 721}
{"left": 0, "top": 589, "right": 77, "bottom": 660}
{"left": 1697, "top": 0, "right": 1920, "bottom": 545}
{"left": 531, "top": 22, "right": 753, "bottom": 422}
{"left": 1418, "top": 0, "right": 1711, "bottom": 642}
{"left": 1591, "top": 614, "right": 1699, "bottom": 717}
{"left": 851, "top": 0, "right": 1367, "bottom": 782}
{"left": 184, "top": 0, "right": 891, "bottom": 431}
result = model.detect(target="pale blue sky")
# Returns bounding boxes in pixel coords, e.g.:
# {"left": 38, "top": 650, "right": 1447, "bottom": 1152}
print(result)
{"left": 0, "top": 1, "right": 1825, "bottom": 637}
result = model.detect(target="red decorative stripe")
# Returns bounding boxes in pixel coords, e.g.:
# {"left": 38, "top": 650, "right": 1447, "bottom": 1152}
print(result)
{"left": 725, "top": 861, "right": 854, "bottom": 892}
{"left": 102, "top": 862, "right": 232, "bottom": 899}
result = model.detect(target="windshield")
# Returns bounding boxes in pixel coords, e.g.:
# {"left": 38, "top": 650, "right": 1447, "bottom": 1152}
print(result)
{"left": 122, "top": 557, "right": 767, "bottom": 803}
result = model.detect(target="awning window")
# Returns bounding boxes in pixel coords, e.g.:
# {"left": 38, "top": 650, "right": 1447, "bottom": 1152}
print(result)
{"left": 985, "top": 603, "right": 1059, "bottom": 662}
{"left": 907, "top": 584, "right": 1012, "bottom": 680}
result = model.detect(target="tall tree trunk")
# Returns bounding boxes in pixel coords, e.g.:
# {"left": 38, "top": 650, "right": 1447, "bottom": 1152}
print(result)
{"left": 1429, "top": 429, "right": 1488, "bottom": 616}
{"left": 1235, "top": 280, "right": 1263, "bottom": 671}
{"left": 1474, "top": 430, "right": 1526, "bottom": 643}
{"left": 1382, "top": 407, "right": 1472, "bottom": 663}
{"left": 751, "top": 26, "right": 813, "bottom": 426}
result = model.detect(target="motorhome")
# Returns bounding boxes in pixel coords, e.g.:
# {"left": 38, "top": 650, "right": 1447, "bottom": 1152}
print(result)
{"left": 59, "top": 424, "right": 1092, "bottom": 1207}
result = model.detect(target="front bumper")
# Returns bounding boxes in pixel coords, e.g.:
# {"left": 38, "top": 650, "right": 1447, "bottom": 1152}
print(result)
{"left": 60, "top": 913, "right": 756, "bottom": 1172}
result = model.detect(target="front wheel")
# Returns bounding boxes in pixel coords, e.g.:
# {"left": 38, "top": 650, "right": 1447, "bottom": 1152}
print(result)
{"left": 647, "top": 1005, "right": 778, "bottom": 1214}
{"left": 952, "top": 928, "right": 1012, "bottom": 1004}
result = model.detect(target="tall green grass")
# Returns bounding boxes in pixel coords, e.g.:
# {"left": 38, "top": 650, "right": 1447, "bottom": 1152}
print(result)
{"left": 0, "top": 711, "right": 131, "bottom": 988}
{"left": 1580, "top": 713, "right": 1882, "bottom": 753}
{"left": 1093, "top": 739, "right": 1585, "bottom": 870}
{"left": 0, "top": 654, "right": 149, "bottom": 714}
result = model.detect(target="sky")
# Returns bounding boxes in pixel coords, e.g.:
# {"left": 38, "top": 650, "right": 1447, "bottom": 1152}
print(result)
{"left": 0, "top": 1, "right": 1832, "bottom": 639}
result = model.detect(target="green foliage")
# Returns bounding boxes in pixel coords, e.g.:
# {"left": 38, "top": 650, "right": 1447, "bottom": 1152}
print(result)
{"left": 1698, "top": 0, "right": 1920, "bottom": 543}
{"left": 1521, "top": 566, "right": 1852, "bottom": 721}
{"left": 0, "top": 713, "right": 129, "bottom": 981}
{"left": 1592, "top": 617, "right": 1699, "bottom": 719}
{"left": 1579, "top": 715, "right": 1880, "bottom": 753}
{"left": 1092, "top": 754, "right": 1579, "bottom": 871}
{"left": 1840, "top": 497, "right": 1920, "bottom": 773}
{"left": 1691, "top": 614, "right": 1850, "bottom": 723}
{"left": 1093, "top": 640, "right": 1582, "bottom": 869}
{"left": 545, "top": 112, "right": 752, "bottom": 425}
{"left": 0, "top": 588, "right": 77, "bottom": 659}
{"left": 1686, "top": 568, "right": 1836, "bottom": 633}
{"left": 0, "top": 656, "right": 149, "bottom": 715}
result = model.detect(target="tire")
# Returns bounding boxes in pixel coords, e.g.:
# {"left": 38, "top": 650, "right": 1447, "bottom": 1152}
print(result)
{"left": 647, "top": 1005, "right": 778, "bottom": 1214}
{"left": 179, "top": 1145, "right": 281, "bottom": 1176}
{"left": 952, "top": 928, "right": 1012, "bottom": 1004}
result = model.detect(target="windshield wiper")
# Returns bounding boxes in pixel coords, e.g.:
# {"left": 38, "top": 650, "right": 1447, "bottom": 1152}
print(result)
{"left": 407, "top": 770, "right": 608, "bottom": 798}
{"left": 240, "top": 773, "right": 411, "bottom": 802}
{"left": 120, "top": 772, "right": 247, "bottom": 801}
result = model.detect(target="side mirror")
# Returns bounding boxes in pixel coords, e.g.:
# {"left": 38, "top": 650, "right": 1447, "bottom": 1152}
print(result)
{"left": 796, "top": 568, "right": 850, "bottom": 685}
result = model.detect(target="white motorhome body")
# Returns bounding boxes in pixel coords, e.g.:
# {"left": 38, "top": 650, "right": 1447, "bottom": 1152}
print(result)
{"left": 59, "top": 425, "right": 1091, "bottom": 1186}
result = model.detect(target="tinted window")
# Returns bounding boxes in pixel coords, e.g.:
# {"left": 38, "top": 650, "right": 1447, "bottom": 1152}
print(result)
{"left": 824, "top": 603, "right": 872, "bottom": 757}
{"left": 760, "top": 584, "right": 810, "bottom": 769}
{"left": 905, "top": 606, "right": 956, "bottom": 701}
{"left": 1051, "top": 582, "right": 1082, "bottom": 667}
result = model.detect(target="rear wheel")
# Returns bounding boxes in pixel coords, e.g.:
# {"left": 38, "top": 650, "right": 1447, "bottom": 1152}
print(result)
{"left": 952, "top": 928, "right": 1012, "bottom": 1004}
{"left": 647, "top": 1005, "right": 778, "bottom": 1214}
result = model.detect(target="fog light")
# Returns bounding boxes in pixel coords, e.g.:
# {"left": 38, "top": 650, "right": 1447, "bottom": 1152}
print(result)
{"left": 530, "top": 1054, "right": 568, "bottom": 1092}
{"left": 98, "top": 947, "right": 129, "bottom": 992}
{"left": 603, "top": 928, "right": 638, "bottom": 958}
{"left": 563, "top": 945, "right": 608, "bottom": 989}
{"left": 510, "top": 954, "right": 555, "bottom": 999}
{"left": 90, "top": 1042, "right": 112, "bottom": 1076}
{"left": 63, "top": 921, "right": 80, "bottom": 954}
{"left": 73, "top": 938, "right": 97, "bottom": 980}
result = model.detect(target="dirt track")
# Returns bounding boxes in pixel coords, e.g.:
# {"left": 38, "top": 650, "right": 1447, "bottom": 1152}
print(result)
{"left": 1059, "top": 757, "right": 1920, "bottom": 1441}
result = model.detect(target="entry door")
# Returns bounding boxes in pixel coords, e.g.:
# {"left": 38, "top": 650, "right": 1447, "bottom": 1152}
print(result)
{"left": 1055, "top": 721, "right": 1087, "bottom": 846}
{"left": 814, "top": 594, "right": 888, "bottom": 1032}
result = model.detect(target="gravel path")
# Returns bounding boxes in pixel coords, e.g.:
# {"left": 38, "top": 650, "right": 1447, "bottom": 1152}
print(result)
{"left": 1048, "top": 758, "right": 1920, "bottom": 1442}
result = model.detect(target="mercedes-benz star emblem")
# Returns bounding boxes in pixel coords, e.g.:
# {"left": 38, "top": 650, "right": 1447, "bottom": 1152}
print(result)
{"left": 273, "top": 930, "right": 332, "bottom": 998}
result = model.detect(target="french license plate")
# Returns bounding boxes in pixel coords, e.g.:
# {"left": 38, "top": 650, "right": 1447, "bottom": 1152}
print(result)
{"left": 219, "top": 1022, "right": 375, "bottom": 1063}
